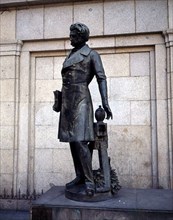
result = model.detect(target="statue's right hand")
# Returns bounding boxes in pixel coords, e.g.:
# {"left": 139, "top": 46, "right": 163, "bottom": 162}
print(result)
{"left": 103, "top": 104, "right": 113, "bottom": 120}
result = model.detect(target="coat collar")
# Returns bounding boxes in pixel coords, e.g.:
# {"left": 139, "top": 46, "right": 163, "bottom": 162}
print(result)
{"left": 63, "top": 44, "right": 91, "bottom": 69}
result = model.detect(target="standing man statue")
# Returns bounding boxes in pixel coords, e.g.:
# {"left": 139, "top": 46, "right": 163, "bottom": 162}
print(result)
{"left": 58, "top": 23, "right": 113, "bottom": 197}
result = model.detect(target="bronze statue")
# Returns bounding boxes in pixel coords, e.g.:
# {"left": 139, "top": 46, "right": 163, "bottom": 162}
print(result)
{"left": 56, "top": 23, "right": 113, "bottom": 198}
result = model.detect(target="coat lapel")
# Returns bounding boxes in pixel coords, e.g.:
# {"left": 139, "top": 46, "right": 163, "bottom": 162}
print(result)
{"left": 63, "top": 45, "right": 91, "bottom": 69}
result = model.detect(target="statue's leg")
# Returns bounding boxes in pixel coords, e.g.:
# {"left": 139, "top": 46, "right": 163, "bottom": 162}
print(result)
{"left": 76, "top": 141, "right": 95, "bottom": 196}
{"left": 66, "top": 141, "right": 94, "bottom": 196}
{"left": 70, "top": 142, "right": 85, "bottom": 178}
{"left": 66, "top": 142, "right": 85, "bottom": 189}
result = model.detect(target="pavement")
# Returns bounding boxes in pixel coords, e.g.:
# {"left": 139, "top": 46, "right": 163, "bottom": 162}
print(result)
{"left": 0, "top": 210, "right": 29, "bottom": 220}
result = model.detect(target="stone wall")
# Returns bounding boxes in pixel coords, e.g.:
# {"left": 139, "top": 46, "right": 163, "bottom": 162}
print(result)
{"left": 0, "top": 0, "right": 173, "bottom": 195}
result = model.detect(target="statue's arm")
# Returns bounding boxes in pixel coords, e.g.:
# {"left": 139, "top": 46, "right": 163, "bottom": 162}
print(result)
{"left": 90, "top": 51, "right": 113, "bottom": 120}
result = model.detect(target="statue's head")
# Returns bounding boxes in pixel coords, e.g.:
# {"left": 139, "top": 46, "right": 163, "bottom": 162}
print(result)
{"left": 69, "top": 23, "right": 90, "bottom": 47}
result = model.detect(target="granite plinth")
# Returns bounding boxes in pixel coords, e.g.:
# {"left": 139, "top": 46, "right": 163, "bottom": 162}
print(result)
{"left": 31, "top": 186, "right": 173, "bottom": 220}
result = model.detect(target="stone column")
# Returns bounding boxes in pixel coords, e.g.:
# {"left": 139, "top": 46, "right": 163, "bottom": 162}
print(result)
{"left": 163, "top": 29, "right": 173, "bottom": 189}
{"left": 0, "top": 40, "right": 23, "bottom": 195}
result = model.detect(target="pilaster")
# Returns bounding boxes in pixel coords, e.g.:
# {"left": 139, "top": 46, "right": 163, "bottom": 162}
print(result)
{"left": 163, "top": 29, "right": 173, "bottom": 188}
{"left": 0, "top": 40, "right": 23, "bottom": 194}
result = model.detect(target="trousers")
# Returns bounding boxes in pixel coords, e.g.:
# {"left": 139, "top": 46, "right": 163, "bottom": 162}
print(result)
{"left": 70, "top": 141, "right": 94, "bottom": 185}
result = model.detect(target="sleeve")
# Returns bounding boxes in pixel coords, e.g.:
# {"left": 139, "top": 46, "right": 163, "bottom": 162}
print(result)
{"left": 90, "top": 50, "right": 106, "bottom": 82}
{"left": 90, "top": 50, "right": 108, "bottom": 105}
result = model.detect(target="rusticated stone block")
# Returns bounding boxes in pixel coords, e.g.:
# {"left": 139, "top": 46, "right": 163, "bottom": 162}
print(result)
{"left": 136, "top": 0, "right": 168, "bottom": 32}
{"left": 104, "top": 1, "right": 135, "bottom": 35}
{"left": 74, "top": 2, "right": 103, "bottom": 36}
{"left": 17, "top": 7, "right": 44, "bottom": 40}
{"left": 44, "top": 5, "right": 73, "bottom": 39}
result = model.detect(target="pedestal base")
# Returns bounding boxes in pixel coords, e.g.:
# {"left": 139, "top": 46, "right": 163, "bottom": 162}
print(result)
{"left": 65, "top": 184, "right": 112, "bottom": 202}
{"left": 31, "top": 186, "right": 173, "bottom": 220}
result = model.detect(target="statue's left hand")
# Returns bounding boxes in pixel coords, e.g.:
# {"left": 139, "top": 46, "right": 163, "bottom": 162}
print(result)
{"left": 103, "top": 104, "right": 113, "bottom": 120}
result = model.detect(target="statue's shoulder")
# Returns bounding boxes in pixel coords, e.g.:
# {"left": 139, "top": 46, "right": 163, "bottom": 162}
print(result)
{"left": 90, "top": 49, "right": 99, "bottom": 55}
{"left": 81, "top": 45, "right": 101, "bottom": 59}
{"left": 90, "top": 48, "right": 101, "bottom": 60}
{"left": 80, "top": 44, "right": 92, "bottom": 56}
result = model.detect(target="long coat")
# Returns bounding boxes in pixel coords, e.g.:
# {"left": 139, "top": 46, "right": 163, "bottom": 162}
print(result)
{"left": 58, "top": 44, "right": 106, "bottom": 142}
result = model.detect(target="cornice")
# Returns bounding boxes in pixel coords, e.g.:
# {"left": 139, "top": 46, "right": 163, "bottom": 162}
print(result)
{"left": 0, "top": 0, "right": 95, "bottom": 9}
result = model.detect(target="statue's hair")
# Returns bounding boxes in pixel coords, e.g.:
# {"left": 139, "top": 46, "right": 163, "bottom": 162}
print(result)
{"left": 70, "top": 23, "right": 90, "bottom": 42}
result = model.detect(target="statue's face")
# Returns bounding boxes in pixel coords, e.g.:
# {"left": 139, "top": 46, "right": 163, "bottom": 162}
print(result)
{"left": 70, "top": 30, "right": 85, "bottom": 47}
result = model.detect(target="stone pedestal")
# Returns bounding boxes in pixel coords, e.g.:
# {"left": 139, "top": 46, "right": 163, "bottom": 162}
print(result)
{"left": 31, "top": 186, "right": 173, "bottom": 220}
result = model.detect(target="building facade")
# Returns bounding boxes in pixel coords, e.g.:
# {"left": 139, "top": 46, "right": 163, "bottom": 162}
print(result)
{"left": 0, "top": 0, "right": 173, "bottom": 196}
